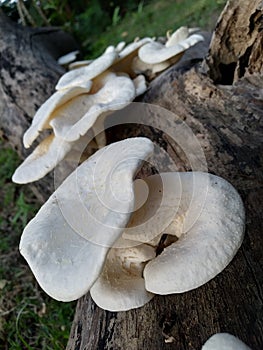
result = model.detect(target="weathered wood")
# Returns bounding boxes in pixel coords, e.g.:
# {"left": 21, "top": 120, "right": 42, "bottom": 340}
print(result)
{"left": 204, "top": 0, "right": 263, "bottom": 83}
{"left": 66, "top": 67, "right": 263, "bottom": 350}
{"left": 0, "top": 1, "right": 262, "bottom": 349}
{"left": 66, "top": 1, "right": 263, "bottom": 349}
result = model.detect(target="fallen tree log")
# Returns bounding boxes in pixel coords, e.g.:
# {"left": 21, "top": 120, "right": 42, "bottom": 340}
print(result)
{"left": 66, "top": 1, "right": 263, "bottom": 349}
{"left": 0, "top": 1, "right": 262, "bottom": 349}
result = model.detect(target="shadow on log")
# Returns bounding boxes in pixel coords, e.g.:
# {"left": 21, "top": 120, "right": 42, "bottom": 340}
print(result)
{"left": 0, "top": 1, "right": 262, "bottom": 349}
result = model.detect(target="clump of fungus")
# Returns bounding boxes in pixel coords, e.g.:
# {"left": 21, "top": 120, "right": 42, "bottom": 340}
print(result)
{"left": 13, "top": 26, "right": 246, "bottom": 316}
{"left": 19, "top": 138, "right": 245, "bottom": 311}
{"left": 12, "top": 27, "right": 204, "bottom": 185}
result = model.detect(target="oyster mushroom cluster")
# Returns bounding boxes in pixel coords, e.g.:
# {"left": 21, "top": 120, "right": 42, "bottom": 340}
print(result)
{"left": 19, "top": 138, "right": 245, "bottom": 312}
{"left": 13, "top": 26, "right": 246, "bottom": 326}
{"left": 12, "top": 26, "right": 204, "bottom": 185}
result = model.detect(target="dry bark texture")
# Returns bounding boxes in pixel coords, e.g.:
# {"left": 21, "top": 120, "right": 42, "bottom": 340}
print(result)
{"left": 0, "top": 1, "right": 262, "bottom": 349}
{"left": 204, "top": 0, "right": 263, "bottom": 83}
{"left": 66, "top": 1, "right": 263, "bottom": 349}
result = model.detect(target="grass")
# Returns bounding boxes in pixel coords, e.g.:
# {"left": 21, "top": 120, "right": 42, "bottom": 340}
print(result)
{"left": 85, "top": 0, "right": 226, "bottom": 57}
{"left": 0, "top": 141, "right": 76, "bottom": 350}
{"left": 0, "top": 0, "right": 226, "bottom": 348}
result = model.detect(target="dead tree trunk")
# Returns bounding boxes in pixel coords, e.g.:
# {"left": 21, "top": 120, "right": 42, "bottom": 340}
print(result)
{"left": 66, "top": 1, "right": 263, "bottom": 349}
{"left": 0, "top": 1, "right": 262, "bottom": 349}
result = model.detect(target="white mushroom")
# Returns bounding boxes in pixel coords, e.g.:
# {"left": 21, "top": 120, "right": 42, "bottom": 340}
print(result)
{"left": 55, "top": 51, "right": 117, "bottom": 91}
{"left": 133, "top": 75, "right": 147, "bottom": 96}
{"left": 110, "top": 37, "right": 153, "bottom": 76}
{"left": 138, "top": 33, "right": 204, "bottom": 65}
{"left": 16, "top": 72, "right": 138, "bottom": 184}
{"left": 115, "top": 41, "right": 126, "bottom": 52}
{"left": 141, "top": 172, "right": 245, "bottom": 294}
{"left": 23, "top": 85, "right": 92, "bottom": 148}
{"left": 87, "top": 171, "right": 245, "bottom": 311}
{"left": 118, "top": 38, "right": 152, "bottom": 59}
{"left": 13, "top": 134, "right": 71, "bottom": 184}
{"left": 121, "top": 172, "right": 244, "bottom": 295}
{"left": 165, "top": 26, "right": 200, "bottom": 48}
{"left": 19, "top": 137, "right": 154, "bottom": 301}
{"left": 69, "top": 60, "right": 93, "bottom": 70}
{"left": 57, "top": 50, "right": 79, "bottom": 66}
{"left": 50, "top": 74, "right": 136, "bottom": 143}
{"left": 123, "top": 173, "right": 182, "bottom": 245}
{"left": 202, "top": 333, "right": 252, "bottom": 350}
{"left": 90, "top": 240, "right": 156, "bottom": 311}
{"left": 132, "top": 56, "right": 171, "bottom": 76}
{"left": 104, "top": 41, "right": 126, "bottom": 54}
{"left": 12, "top": 133, "right": 92, "bottom": 184}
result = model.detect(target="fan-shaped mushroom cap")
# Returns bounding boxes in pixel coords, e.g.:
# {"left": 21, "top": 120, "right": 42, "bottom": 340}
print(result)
{"left": 111, "top": 37, "right": 153, "bottom": 76}
{"left": 124, "top": 172, "right": 245, "bottom": 294}
{"left": 57, "top": 50, "right": 79, "bottom": 65}
{"left": 89, "top": 70, "right": 117, "bottom": 94}
{"left": 115, "top": 41, "right": 126, "bottom": 52}
{"left": 69, "top": 60, "right": 93, "bottom": 70}
{"left": 12, "top": 133, "right": 93, "bottom": 184}
{"left": 90, "top": 241, "right": 155, "bottom": 311}
{"left": 165, "top": 26, "right": 200, "bottom": 47}
{"left": 12, "top": 134, "right": 72, "bottom": 184}
{"left": 138, "top": 34, "right": 204, "bottom": 64}
{"left": 118, "top": 38, "right": 152, "bottom": 59}
{"left": 55, "top": 51, "right": 117, "bottom": 90}
{"left": 19, "top": 137, "right": 154, "bottom": 301}
{"left": 50, "top": 75, "right": 136, "bottom": 142}
{"left": 23, "top": 85, "right": 92, "bottom": 148}
{"left": 132, "top": 56, "right": 171, "bottom": 76}
{"left": 143, "top": 172, "right": 245, "bottom": 294}
{"left": 104, "top": 41, "right": 126, "bottom": 54}
{"left": 123, "top": 173, "right": 181, "bottom": 245}
{"left": 202, "top": 333, "right": 252, "bottom": 350}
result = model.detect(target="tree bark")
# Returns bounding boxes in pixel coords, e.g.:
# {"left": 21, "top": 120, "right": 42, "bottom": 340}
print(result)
{"left": 66, "top": 1, "right": 263, "bottom": 349}
{"left": 204, "top": 0, "right": 263, "bottom": 84}
{"left": 0, "top": 1, "right": 262, "bottom": 349}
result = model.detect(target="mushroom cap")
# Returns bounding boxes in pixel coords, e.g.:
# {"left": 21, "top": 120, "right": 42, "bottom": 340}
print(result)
{"left": 13, "top": 133, "right": 93, "bottom": 184}
{"left": 139, "top": 172, "right": 245, "bottom": 294}
{"left": 90, "top": 242, "right": 155, "bottom": 311}
{"left": 165, "top": 26, "right": 200, "bottom": 47}
{"left": 12, "top": 134, "right": 72, "bottom": 184}
{"left": 138, "top": 34, "right": 204, "bottom": 64}
{"left": 19, "top": 137, "right": 154, "bottom": 301}
{"left": 132, "top": 56, "right": 171, "bottom": 76}
{"left": 110, "top": 38, "right": 152, "bottom": 76}
{"left": 57, "top": 50, "right": 79, "bottom": 65}
{"left": 118, "top": 37, "right": 152, "bottom": 59}
{"left": 202, "top": 333, "right": 252, "bottom": 350}
{"left": 115, "top": 41, "right": 126, "bottom": 52}
{"left": 50, "top": 75, "right": 136, "bottom": 142}
{"left": 69, "top": 60, "right": 93, "bottom": 70}
{"left": 55, "top": 51, "right": 117, "bottom": 90}
{"left": 123, "top": 173, "right": 182, "bottom": 245}
{"left": 23, "top": 85, "right": 92, "bottom": 149}
{"left": 133, "top": 75, "right": 147, "bottom": 96}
